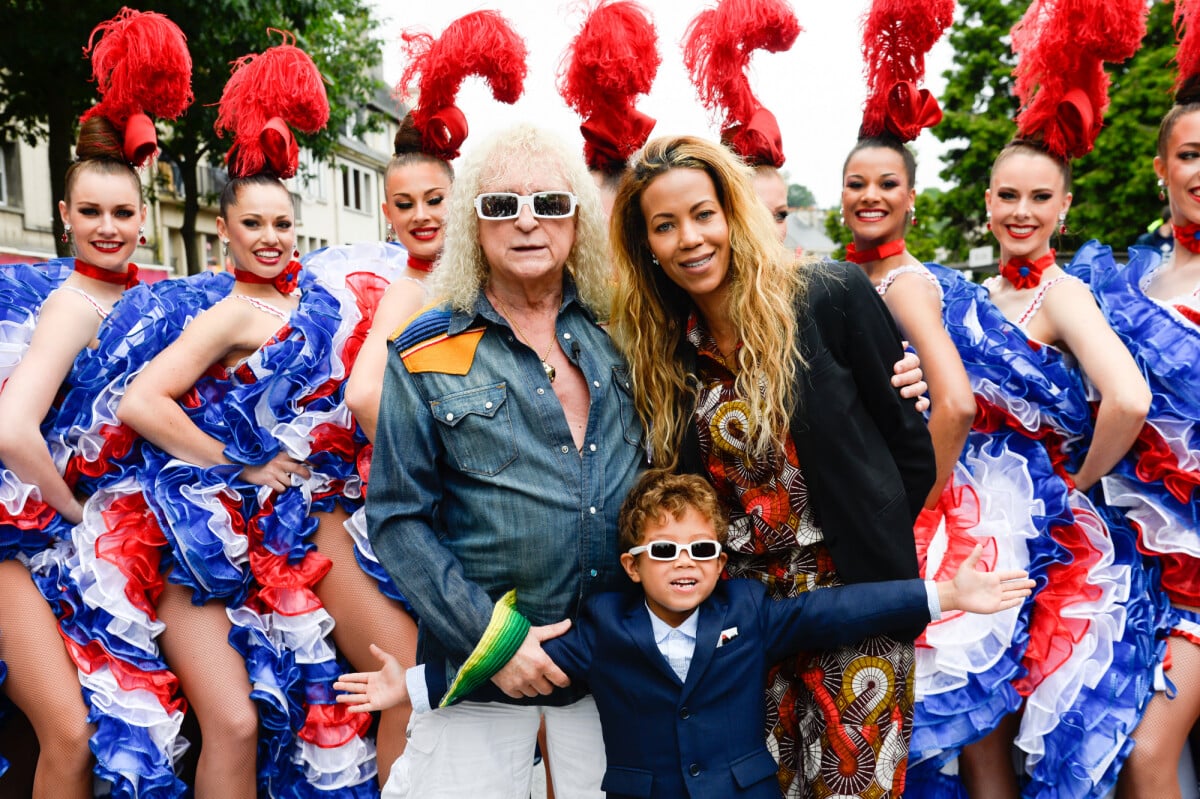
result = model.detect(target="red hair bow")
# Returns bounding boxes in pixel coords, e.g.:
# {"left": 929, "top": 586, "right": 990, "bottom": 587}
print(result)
{"left": 581, "top": 109, "right": 657, "bottom": 172}
{"left": 883, "top": 81, "right": 943, "bottom": 142}
{"left": 260, "top": 117, "right": 299, "bottom": 180}
{"left": 723, "top": 106, "right": 786, "bottom": 169}
{"left": 422, "top": 105, "right": 469, "bottom": 162}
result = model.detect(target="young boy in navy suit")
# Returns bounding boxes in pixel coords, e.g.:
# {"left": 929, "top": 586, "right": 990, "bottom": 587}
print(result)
{"left": 337, "top": 470, "right": 1033, "bottom": 799}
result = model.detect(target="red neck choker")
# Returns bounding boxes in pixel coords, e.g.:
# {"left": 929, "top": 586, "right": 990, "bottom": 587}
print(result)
{"left": 999, "top": 249, "right": 1056, "bottom": 290}
{"left": 407, "top": 254, "right": 435, "bottom": 273}
{"left": 234, "top": 259, "right": 301, "bottom": 295}
{"left": 74, "top": 259, "right": 139, "bottom": 288}
{"left": 845, "top": 238, "right": 907, "bottom": 265}
{"left": 1173, "top": 223, "right": 1200, "bottom": 254}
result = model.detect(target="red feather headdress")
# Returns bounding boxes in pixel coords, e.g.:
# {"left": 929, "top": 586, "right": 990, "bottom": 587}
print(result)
{"left": 1011, "top": 0, "right": 1147, "bottom": 160}
{"left": 1174, "top": 0, "right": 1200, "bottom": 99}
{"left": 397, "top": 11, "right": 528, "bottom": 161}
{"left": 858, "top": 0, "right": 953, "bottom": 142}
{"left": 683, "top": 0, "right": 800, "bottom": 168}
{"left": 79, "top": 7, "right": 193, "bottom": 168}
{"left": 558, "top": 1, "right": 660, "bottom": 174}
{"left": 215, "top": 30, "right": 330, "bottom": 180}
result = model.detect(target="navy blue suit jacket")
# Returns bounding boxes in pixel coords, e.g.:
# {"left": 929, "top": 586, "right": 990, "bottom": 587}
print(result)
{"left": 542, "top": 577, "right": 932, "bottom": 799}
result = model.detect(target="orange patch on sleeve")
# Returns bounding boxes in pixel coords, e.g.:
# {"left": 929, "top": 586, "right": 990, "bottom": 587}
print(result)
{"left": 402, "top": 328, "right": 485, "bottom": 375}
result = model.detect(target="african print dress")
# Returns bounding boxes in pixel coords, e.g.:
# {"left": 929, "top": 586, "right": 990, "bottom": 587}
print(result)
{"left": 904, "top": 263, "right": 1169, "bottom": 799}
{"left": 687, "top": 313, "right": 915, "bottom": 799}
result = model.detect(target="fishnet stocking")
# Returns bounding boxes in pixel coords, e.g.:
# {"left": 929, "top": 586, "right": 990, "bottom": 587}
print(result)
{"left": 0, "top": 560, "right": 93, "bottom": 799}
{"left": 1118, "top": 634, "right": 1200, "bottom": 799}
{"left": 958, "top": 711, "right": 1020, "bottom": 799}
{"left": 312, "top": 508, "right": 418, "bottom": 786}
{"left": 157, "top": 581, "right": 257, "bottom": 799}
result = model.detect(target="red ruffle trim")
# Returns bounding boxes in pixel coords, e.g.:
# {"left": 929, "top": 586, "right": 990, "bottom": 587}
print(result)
{"left": 1132, "top": 423, "right": 1200, "bottom": 505}
{"left": 97, "top": 491, "right": 169, "bottom": 618}
{"left": 298, "top": 702, "right": 371, "bottom": 748}
{"left": 1014, "top": 513, "right": 1104, "bottom": 696}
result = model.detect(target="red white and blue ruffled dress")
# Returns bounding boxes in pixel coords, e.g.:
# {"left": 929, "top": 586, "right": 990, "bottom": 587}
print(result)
{"left": 300, "top": 241, "right": 414, "bottom": 611}
{"left": 0, "top": 258, "right": 168, "bottom": 779}
{"left": 0, "top": 259, "right": 79, "bottom": 778}
{"left": 1074, "top": 239, "right": 1197, "bottom": 641}
{"left": 57, "top": 265, "right": 385, "bottom": 798}
{"left": 904, "top": 264, "right": 1169, "bottom": 799}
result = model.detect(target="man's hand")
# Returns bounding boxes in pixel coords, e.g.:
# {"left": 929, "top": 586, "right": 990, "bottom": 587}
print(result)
{"left": 938, "top": 544, "right": 1035, "bottom": 614}
{"left": 490, "top": 620, "right": 573, "bottom": 698}
{"left": 334, "top": 643, "right": 410, "bottom": 712}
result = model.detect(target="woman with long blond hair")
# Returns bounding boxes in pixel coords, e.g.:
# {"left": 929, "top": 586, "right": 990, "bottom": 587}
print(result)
{"left": 609, "top": 134, "right": 935, "bottom": 798}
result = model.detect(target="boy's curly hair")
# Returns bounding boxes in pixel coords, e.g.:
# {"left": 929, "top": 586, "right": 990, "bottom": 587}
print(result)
{"left": 617, "top": 470, "right": 728, "bottom": 553}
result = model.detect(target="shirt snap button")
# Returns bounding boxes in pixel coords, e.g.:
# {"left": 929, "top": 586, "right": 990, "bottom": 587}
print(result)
{"left": 560, "top": 445, "right": 569, "bottom": 453}
{"left": 537, "top": 387, "right": 545, "bottom": 395}
{"left": 445, "top": 413, "right": 454, "bottom": 421}
{"left": 484, "top": 401, "right": 493, "bottom": 409}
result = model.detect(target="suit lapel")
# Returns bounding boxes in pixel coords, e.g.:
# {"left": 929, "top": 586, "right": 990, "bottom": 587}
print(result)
{"left": 679, "top": 592, "right": 727, "bottom": 703}
{"left": 624, "top": 601, "right": 683, "bottom": 685}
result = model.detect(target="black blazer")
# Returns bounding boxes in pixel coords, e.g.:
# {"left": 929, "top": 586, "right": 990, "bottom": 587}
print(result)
{"left": 681, "top": 261, "right": 936, "bottom": 586}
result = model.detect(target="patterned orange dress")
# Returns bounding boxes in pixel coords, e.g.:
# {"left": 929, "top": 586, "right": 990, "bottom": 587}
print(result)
{"left": 688, "top": 315, "right": 915, "bottom": 799}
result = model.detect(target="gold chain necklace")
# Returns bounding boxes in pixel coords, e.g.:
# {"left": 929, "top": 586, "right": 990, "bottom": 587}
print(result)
{"left": 491, "top": 291, "right": 557, "bottom": 382}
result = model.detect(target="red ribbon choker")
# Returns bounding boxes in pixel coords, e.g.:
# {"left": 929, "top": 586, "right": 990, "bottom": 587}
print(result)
{"left": 407, "top": 254, "right": 435, "bottom": 273}
{"left": 845, "top": 238, "right": 907, "bottom": 265}
{"left": 1173, "top": 223, "right": 1200, "bottom": 254}
{"left": 233, "top": 259, "right": 302, "bottom": 295}
{"left": 999, "top": 249, "right": 1056, "bottom": 290}
{"left": 74, "top": 259, "right": 140, "bottom": 288}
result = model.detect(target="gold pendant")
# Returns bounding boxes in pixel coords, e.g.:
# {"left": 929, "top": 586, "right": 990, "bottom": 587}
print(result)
{"left": 542, "top": 360, "right": 556, "bottom": 382}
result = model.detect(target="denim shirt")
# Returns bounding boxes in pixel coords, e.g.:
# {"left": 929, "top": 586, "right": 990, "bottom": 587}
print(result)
{"left": 367, "top": 277, "right": 646, "bottom": 704}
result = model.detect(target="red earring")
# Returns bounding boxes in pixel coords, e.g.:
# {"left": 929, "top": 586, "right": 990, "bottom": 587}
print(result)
{"left": 61, "top": 232, "right": 68, "bottom": 243}
{"left": 293, "top": 248, "right": 300, "bottom": 259}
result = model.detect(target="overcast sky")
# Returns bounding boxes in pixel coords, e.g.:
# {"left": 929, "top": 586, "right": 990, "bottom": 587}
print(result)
{"left": 369, "top": 1, "right": 955, "bottom": 208}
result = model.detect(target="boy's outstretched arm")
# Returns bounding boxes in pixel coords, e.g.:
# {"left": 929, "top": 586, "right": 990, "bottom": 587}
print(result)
{"left": 335, "top": 643, "right": 410, "bottom": 713}
{"left": 937, "top": 544, "right": 1035, "bottom": 614}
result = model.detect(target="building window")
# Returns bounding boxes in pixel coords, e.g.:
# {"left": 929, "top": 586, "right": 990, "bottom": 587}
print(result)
{"left": 298, "top": 149, "right": 327, "bottom": 203}
{"left": 0, "top": 143, "right": 20, "bottom": 208}
{"left": 341, "top": 165, "right": 371, "bottom": 213}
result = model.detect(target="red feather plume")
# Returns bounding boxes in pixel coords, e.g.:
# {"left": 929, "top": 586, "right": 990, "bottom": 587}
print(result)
{"left": 1011, "top": 0, "right": 1147, "bottom": 160}
{"left": 397, "top": 11, "right": 528, "bottom": 161}
{"left": 1175, "top": 0, "right": 1200, "bottom": 95}
{"left": 79, "top": 7, "right": 193, "bottom": 167}
{"left": 683, "top": 0, "right": 800, "bottom": 167}
{"left": 558, "top": 1, "right": 661, "bottom": 172}
{"left": 858, "top": 0, "right": 954, "bottom": 142}
{"left": 215, "top": 31, "right": 330, "bottom": 180}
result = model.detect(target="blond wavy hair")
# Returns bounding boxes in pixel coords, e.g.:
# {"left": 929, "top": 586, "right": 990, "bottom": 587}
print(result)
{"left": 609, "top": 135, "right": 810, "bottom": 468}
{"left": 432, "top": 124, "right": 611, "bottom": 317}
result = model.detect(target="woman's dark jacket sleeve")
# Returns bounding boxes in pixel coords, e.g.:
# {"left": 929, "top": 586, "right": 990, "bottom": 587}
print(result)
{"left": 681, "top": 261, "right": 936, "bottom": 586}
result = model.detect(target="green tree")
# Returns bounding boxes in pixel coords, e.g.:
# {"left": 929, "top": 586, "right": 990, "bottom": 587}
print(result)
{"left": 0, "top": 0, "right": 384, "bottom": 271}
{"left": 788, "top": 183, "right": 816, "bottom": 208}
{"left": 930, "top": 0, "right": 1024, "bottom": 262}
{"left": 0, "top": 2, "right": 115, "bottom": 255}
{"left": 1070, "top": 0, "right": 1175, "bottom": 252}
{"left": 932, "top": 0, "right": 1173, "bottom": 261}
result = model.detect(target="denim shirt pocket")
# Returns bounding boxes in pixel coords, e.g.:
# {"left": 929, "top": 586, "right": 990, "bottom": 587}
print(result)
{"left": 430, "top": 382, "right": 517, "bottom": 476}
{"left": 611, "top": 365, "right": 644, "bottom": 448}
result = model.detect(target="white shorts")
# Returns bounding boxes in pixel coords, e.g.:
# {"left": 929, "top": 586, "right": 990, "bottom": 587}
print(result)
{"left": 381, "top": 695, "right": 605, "bottom": 799}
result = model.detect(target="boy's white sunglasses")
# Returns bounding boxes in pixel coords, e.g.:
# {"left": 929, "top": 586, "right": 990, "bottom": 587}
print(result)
{"left": 628, "top": 540, "right": 722, "bottom": 561}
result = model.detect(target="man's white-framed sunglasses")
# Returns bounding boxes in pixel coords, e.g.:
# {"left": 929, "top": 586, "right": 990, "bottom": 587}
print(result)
{"left": 628, "top": 540, "right": 723, "bottom": 561}
{"left": 474, "top": 191, "right": 578, "bottom": 220}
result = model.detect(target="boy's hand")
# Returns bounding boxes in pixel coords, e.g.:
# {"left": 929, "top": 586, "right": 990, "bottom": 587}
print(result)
{"left": 939, "top": 544, "right": 1035, "bottom": 614}
{"left": 335, "top": 643, "right": 410, "bottom": 713}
